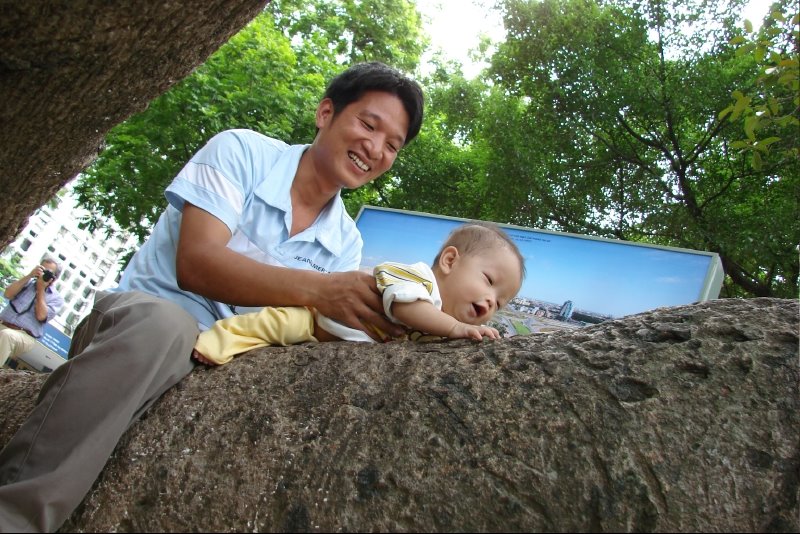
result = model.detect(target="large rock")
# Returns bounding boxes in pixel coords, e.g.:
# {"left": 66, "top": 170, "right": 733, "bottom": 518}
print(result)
{"left": 0, "top": 0, "right": 268, "bottom": 249}
{"left": 2, "top": 297, "right": 797, "bottom": 532}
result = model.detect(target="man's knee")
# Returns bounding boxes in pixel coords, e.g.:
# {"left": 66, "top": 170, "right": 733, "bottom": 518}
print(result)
{"left": 70, "top": 293, "right": 199, "bottom": 365}
{"left": 134, "top": 298, "right": 198, "bottom": 338}
{"left": 95, "top": 292, "right": 197, "bottom": 339}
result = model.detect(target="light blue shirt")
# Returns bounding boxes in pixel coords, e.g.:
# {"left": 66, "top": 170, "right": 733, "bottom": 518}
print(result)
{"left": 117, "top": 129, "right": 363, "bottom": 329}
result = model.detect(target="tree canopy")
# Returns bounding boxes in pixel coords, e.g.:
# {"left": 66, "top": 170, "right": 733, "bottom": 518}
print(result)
{"left": 73, "top": 0, "right": 426, "bottom": 241}
{"left": 480, "top": 0, "right": 798, "bottom": 297}
{"left": 73, "top": 0, "right": 798, "bottom": 298}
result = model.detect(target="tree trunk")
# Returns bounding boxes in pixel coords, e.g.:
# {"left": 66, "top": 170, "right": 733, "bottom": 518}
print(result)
{"left": 0, "top": 0, "right": 268, "bottom": 249}
{"left": 2, "top": 297, "right": 797, "bottom": 532}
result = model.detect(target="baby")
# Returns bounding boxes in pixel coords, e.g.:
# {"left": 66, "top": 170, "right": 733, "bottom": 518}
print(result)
{"left": 193, "top": 222, "right": 525, "bottom": 365}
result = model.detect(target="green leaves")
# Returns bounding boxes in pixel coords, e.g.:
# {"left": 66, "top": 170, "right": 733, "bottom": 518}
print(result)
{"left": 725, "top": 0, "right": 799, "bottom": 169}
{"left": 718, "top": 90, "right": 752, "bottom": 121}
{"left": 481, "top": 0, "right": 798, "bottom": 298}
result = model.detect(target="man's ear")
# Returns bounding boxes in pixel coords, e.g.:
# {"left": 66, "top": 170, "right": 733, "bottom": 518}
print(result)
{"left": 437, "top": 246, "right": 460, "bottom": 274}
{"left": 315, "top": 98, "right": 335, "bottom": 129}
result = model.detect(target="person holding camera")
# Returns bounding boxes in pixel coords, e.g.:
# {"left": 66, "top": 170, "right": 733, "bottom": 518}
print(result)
{"left": 0, "top": 255, "right": 64, "bottom": 368}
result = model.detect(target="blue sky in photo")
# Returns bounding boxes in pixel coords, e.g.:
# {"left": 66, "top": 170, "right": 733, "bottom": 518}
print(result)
{"left": 356, "top": 207, "right": 717, "bottom": 318}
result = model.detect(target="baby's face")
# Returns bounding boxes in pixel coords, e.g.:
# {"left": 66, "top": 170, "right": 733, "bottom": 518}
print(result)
{"left": 438, "top": 245, "right": 522, "bottom": 326}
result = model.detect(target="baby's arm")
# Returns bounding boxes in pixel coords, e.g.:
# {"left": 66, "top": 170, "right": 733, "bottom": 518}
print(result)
{"left": 391, "top": 300, "right": 500, "bottom": 341}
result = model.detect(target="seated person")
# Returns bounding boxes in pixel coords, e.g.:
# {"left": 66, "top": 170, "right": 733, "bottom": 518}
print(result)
{"left": 0, "top": 255, "right": 64, "bottom": 368}
{"left": 193, "top": 223, "right": 526, "bottom": 365}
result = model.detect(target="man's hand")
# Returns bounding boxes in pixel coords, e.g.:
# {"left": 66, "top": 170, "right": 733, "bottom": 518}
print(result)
{"left": 34, "top": 266, "right": 56, "bottom": 291}
{"left": 24, "top": 265, "right": 53, "bottom": 293}
{"left": 313, "top": 271, "right": 403, "bottom": 342}
{"left": 27, "top": 265, "right": 44, "bottom": 280}
{"left": 35, "top": 275, "right": 50, "bottom": 292}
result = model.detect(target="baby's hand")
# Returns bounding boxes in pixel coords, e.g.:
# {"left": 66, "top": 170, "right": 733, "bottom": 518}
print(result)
{"left": 447, "top": 322, "right": 501, "bottom": 341}
{"left": 191, "top": 349, "right": 219, "bottom": 366}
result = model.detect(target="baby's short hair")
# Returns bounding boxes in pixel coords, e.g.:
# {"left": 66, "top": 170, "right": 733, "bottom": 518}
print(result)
{"left": 434, "top": 222, "right": 526, "bottom": 280}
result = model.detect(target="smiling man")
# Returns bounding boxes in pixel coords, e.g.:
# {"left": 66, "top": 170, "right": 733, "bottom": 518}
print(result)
{"left": 0, "top": 62, "right": 424, "bottom": 533}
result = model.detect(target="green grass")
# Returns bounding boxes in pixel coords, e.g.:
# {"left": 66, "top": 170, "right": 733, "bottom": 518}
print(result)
{"left": 511, "top": 319, "right": 531, "bottom": 335}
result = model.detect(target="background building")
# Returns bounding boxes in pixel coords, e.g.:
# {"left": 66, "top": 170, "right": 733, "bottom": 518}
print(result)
{"left": 1, "top": 186, "right": 138, "bottom": 337}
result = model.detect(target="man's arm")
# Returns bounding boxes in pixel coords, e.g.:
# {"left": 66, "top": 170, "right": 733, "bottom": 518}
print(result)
{"left": 33, "top": 278, "right": 52, "bottom": 322}
{"left": 391, "top": 300, "right": 500, "bottom": 341}
{"left": 3, "top": 266, "right": 41, "bottom": 300}
{"left": 175, "top": 203, "right": 401, "bottom": 340}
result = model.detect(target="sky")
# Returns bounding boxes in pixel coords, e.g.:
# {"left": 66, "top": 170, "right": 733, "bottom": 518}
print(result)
{"left": 355, "top": 208, "right": 722, "bottom": 319}
{"left": 417, "top": 0, "right": 504, "bottom": 78}
{"left": 418, "top": 0, "right": 777, "bottom": 78}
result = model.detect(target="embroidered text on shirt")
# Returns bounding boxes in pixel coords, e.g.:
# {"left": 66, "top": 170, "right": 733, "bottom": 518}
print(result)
{"left": 294, "top": 256, "right": 329, "bottom": 273}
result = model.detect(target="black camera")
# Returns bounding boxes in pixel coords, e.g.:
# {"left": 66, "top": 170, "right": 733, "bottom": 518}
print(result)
{"left": 41, "top": 269, "right": 55, "bottom": 282}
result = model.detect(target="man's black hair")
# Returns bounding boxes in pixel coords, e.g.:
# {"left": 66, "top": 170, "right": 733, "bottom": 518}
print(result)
{"left": 323, "top": 62, "right": 424, "bottom": 145}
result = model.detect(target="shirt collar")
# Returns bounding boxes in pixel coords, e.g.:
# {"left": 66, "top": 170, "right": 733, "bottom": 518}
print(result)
{"left": 255, "top": 144, "right": 307, "bottom": 212}
{"left": 313, "top": 196, "right": 345, "bottom": 257}
{"left": 254, "top": 144, "right": 345, "bottom": 257}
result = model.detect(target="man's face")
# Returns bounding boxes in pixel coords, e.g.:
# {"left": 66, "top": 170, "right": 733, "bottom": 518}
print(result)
{"left": 312, "top": 91, "right": 410, "bottom": 191}
{"left": 437, "top": 245, "right": 522, "bottom": 326}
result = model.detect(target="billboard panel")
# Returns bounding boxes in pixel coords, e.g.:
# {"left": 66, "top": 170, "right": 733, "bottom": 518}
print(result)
{"left": 355, "top": 206, "right": 723, "bottom": 335}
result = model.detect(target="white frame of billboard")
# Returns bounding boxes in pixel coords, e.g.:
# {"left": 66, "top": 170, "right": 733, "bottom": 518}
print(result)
{"left": 355, "top": 205, "right": 724, "bottom": 315}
